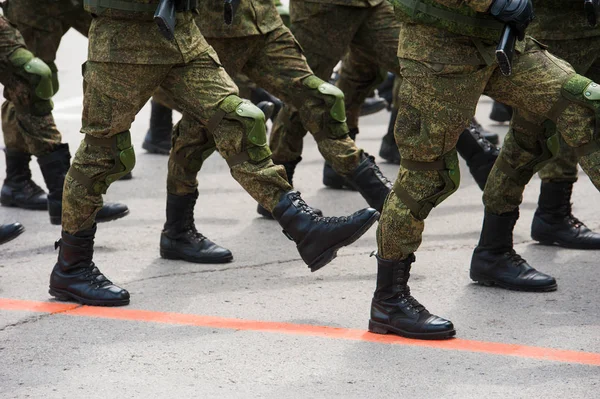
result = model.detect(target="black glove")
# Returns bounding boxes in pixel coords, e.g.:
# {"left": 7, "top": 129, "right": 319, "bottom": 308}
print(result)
{"left": 489, "top": 0, "right": 534, "bottom": 41}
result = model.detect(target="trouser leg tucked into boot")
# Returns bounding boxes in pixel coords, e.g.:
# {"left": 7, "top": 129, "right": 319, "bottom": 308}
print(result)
{"left": 38, "top": 144, "right": 130, "bottom": 225}
{"left": 257, "top": 157, "right": 323, "bottom": 219}
{"left": 471, "top": 210, "right": 557, "bottom": 292}
{"left": 160, "top": 190, "right": 233, "bottom": 263}
{"left": 49, "top": 226, "right": 130, "bottom": 306}
{"left": 0, "top": 222, "right": 24, "bottom": 245}
{"left": 272, "top": 191, "right": 378, "bottom": 272}
{"left": 1, "top": 149, "right": 47, "bottom": 210}
{"left": 344, "top": 153, "right": 392, "bottom": 212}
{"left": 323, "top": 129, "right": 358, "bottom": 190}
{"left": 456, "top": 123, "right": 499, "bottom": 190}
{"left": 369, "top": 254, "right": 455, "bottom": 340}
{"left": 379, "top": 108, "right": 400, "bottom": 165}
{"left": 143, "top": 100, "right": 173, "bottom": 155}
{"left": 531, "top": 181, "right": 600, "bottom": 249}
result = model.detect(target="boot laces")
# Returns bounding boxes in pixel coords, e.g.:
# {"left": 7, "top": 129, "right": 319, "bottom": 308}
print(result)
{"left": 395, "top": 268, "right": 425, "bottom": 313}
{"left": 469, "top": 122, "right": 496, "bottom": 153}
{"left": 289, "top": 192, "right": 349, "bottom": 223}
{"left": 505, "top": 250, "right": 527, "bottom": 267}
{"left": 82, "top": 264, "right": 113, "bottom": 289}
{"left": 366, "top": 154, "right": 392, "bottom": 186}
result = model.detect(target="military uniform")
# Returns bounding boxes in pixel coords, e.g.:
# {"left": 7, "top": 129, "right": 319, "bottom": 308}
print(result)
{"left": 269, "top": 0, "right": 401, "bottom": 165}
{"left": 50, "top": 0, "right": 378, "bottom": 307}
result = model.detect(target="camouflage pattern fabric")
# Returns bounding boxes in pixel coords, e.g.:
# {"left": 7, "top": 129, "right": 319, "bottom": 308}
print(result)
{"left": 378, "top": 2, "right": 600, "bottom": 260}
{"left": 1, "top": 0, "right": 89, "bottom": 156}
{"left": 62, "top": 12, "right": 291, "bottom": 233}
{"left": 196, "top": 0, "right": 282, "bottom": 38}
{"left": 528, "top": 0, "right": 600, "bottom": 41}
{"left": 0, "top": 15, "right": 61, "bottom": 157}
{"left": 270, "top": 0, "right": 400, "bottom": 163}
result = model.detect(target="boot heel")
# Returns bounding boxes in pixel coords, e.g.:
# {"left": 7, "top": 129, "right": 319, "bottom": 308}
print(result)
{"left": 49, "top": 215, "right": 61, "bottom": 225}
{"left": 368, "top": 320, "right": 389, "bottom": 335}
{"left": 160, "top": 248, "right": 180, "bottom": 260}
{"left": 48, "top": 288, "right": 71, "bottom": 301}
{"left": 469, "top": 272, "right": 495, "bottom": 287}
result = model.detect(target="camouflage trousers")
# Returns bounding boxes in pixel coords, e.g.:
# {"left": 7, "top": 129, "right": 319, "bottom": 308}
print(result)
{"left": 379, "top": 36, "right": 600, "bottom": 260}
{"left": 63, "top": 47, "right": 291, "bottom": 233}
{"left": 1, "top": 0, "right": 91, "bottom": 156}
{"left": 0, "top": 15, "right": 60, "bottom": 156}
{"left": 532, "top": 36, "right": 600, "bottom": 183}
{"left": 270, "top": 0, "right": 400, "bottom": 163}
{"left": 156, "top": 24, "right": 360, "bottom": 185}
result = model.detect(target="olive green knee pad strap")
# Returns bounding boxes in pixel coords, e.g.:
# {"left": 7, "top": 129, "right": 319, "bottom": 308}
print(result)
{"left": 301, "top": 76, "right": 348, "bottom": 141}
{"left": 171, "top": 145, "right": 216, "bottom": 172}
{"left": 207, "top": 95, "right": 271, "bottom": 167}
{"left": 68, "top": 131, "right": 136, "bottom": 195}
{"left": 9, "top": 48, "right": 55, "bottom": 115}
{"left": 392, "top": 151, "right": 460, "bottom": 220}
{"left": 495, "top": 119, "right": 560, "bottom": 185}
{"left": 554, "top": 75, "right": 600, "bottom": 157}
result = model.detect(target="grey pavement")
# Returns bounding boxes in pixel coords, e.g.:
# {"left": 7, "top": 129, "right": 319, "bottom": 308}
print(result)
{"left": 0, "top": 31, "right": 599, "bottom": 399}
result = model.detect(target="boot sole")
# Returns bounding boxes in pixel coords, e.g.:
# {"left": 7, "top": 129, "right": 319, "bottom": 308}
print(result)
{"left": 160, "top": 248, "right": 234, "bottom": 264}
{"left": 142, "top": 140, "right": 170, "bottom": 155}
{"left": 50, "top": 209, "right": 131, "bottom": 226}
{"left": 322, "top": 177, "right": 358, "bottom": 191}
{"left": 470, "top": 272, "right": 558, "bottom": 292}
{"left": 532, "top": 231, "right": 600, "bottom": 250}
{"left": 368, "top": 319, "right": 456, "bottom": 340}
{"left": 308, "top": 211, "right": 380, "bottom": 272}
{"left": 48, "top": 287, "right": 130, "bottom": 307}
{"left": 1, "top": 197, "right": 48, "bottom": 210}
{"left": 0, "top": 224, "right": 25, "bottom": 245}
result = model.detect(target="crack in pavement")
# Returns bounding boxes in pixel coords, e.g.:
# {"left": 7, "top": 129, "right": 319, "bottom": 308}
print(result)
{"left": 0, "top": 304, "right": 82, "bottom": 333}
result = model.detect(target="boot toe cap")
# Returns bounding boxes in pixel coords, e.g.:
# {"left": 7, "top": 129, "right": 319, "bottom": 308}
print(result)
{"left": 97, "top": 202, "right": 130, "bottom": 222}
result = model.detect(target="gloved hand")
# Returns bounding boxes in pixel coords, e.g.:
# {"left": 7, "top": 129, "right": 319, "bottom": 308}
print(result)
{"left": 489, "top": 0, "right": 534, "bottom": 40}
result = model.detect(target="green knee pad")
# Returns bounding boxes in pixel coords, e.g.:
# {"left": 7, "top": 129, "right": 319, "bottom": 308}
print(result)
{"left": 69, "top": 131, "right": 136, "bottom": 195}
{"left": 47, "top": 61, "right": 59, "bottom": 94}
{"left": 9, "top": 48, "right": 54, "bottom": 115}
{"left": 302, "top": 76, "right": 348, "bottom": 140}
{"left": 392, "top": 150, "right": 460, "bottom": 220}
{"left": 558, "top": 75, "right": 600, "bottom": 157}
{"left": 495, "top": 120, "right": 560, "bottom": 185}
{"left": 208, "top": 95, "right": 271, "bottom": 167}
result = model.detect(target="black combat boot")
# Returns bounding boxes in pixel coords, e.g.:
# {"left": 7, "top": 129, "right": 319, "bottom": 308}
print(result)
{"left": 360, "top": 95, "right": 387, "bottom": 117}
{"left": 377, "top": 73, "right": 395, "bottom": 107}
{"left": 531, "top": 181, "right": 600, "bottom": 249}
{"left": 250, "top": 88, "right": 283, "bottom": 121}
{"left": 160, "top": 190, "right": 233, "bottom": 263}
{"left": 470, "top": 210, "right": 557, "bottom": 292}
{"left": 323, "top": 128, "right": 358, "bottom": 190}
{"left": 345, "top": 153, "right": 392, "bottom": 212}
{"left": 49, "top": 226, "right": 130, "bottom": 306}
{"left": 379, "top": 107, "right": 400, "bottom": 164}
{"left": 489, "top": 101, "right": 513, "bottom": 123}
{"left": 456, "top": 123, "right": 499, "bottom": 190}
{"left": 272, "top": 191, "right": 379, "bottom": 272}
{"left": 0, "top": 222, "right": 24, "bottom": 245}
{"left": 1, "top": 149, "right": 47, "bottom": 210}
{"left": 257, "top": 158, "right": 324, "bottom": 219}
{"left": 37, "top": 144, "right": 130, "bottom": 225}
{"left": 256, "top": 101, "right": 275, "bottom": 122}
{"left": 143, "top": 100, "right": 173, "bottom": 155}
{"left": 369, "top": 254, "right": 455, "bottom": 340}
{"left": 471, "top": 118, "right": 499, "bottom": 145}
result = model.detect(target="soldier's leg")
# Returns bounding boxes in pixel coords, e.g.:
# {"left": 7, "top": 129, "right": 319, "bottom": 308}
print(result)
{"left": 270, "top": 0, "right": 362, "bottom": 187}
{"left": 245, "top": 26, "right": 391, "bottom": 212}
{"left": 530, "top": 38, "right": 600, "bottom": 248}
{"left": 162, "top": 47, "right": 378, "bottom": 271}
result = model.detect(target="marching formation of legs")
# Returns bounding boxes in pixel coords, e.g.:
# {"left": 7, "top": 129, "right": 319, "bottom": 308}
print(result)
{"left": 1, "top": 0, "right": 600, "bottom": 343}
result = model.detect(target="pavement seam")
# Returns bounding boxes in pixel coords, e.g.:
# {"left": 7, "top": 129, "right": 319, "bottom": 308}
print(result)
{"left": 0, "top": 304, "right": 82, "bottom": 333}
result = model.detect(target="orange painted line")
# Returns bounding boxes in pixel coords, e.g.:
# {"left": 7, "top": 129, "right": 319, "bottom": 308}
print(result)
{"left": 2, "top": 298, "right": 600, "bottom": 366}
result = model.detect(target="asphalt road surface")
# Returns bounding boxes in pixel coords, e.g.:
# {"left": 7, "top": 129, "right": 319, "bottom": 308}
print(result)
{"left": 1, "top": 30, "right": 599, "bottom": 399}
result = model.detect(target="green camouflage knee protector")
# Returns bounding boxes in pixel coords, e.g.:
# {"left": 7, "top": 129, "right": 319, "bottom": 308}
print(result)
{"left": 301, "top": 76, "right": 348, "bottom": 141}
{"left": 392, "top": 150, "right": 460, "bottom": 220}
{"left": 557, "top": 75, "right": 600, "bottom": 158}
{"left": 495, "top": 119, "right": 560, "bottom": 185}
{"left": 9, "top": 48, "right": 54, "bottom": 116}
{"left": 208, "top": 95, "right": 271, "bottom": 167}
{"left": 68, "top": 131, "right": 136, "bottom": 195}
{"left": 47, "top": 61, "right": 59, "bottom": 94}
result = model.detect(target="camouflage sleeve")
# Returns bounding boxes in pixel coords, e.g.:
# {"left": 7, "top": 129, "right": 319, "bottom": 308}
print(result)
{"left": 434, "top": 0, "right": 493, "bottom": 13}
{"left": 0, "top": 16, "right": 26, "bottom": 68}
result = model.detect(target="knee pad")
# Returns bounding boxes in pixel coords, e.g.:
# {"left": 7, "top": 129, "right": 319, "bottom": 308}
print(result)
{"left": 301, "top": 76, "right": 348, "bottom": 140}
{"left": 392, "top": 150, "right": 461, "bottom": 220}
{"left": 495, "top": 119, "right": 560, "bottom": 185}
{"left": 208, "top": 95, "right": 271, "bottom": 167}
{"left": 69, "top": 131, "right": 135, "bottom": 195}
{"left": 556, "top": 75, "right": 600, "bottom": 157}
{"left": 47, "top": 61, "right": 59, "bottom": 94}
{"left": 9, "top": 48, "right": 54, "bottom": 115}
